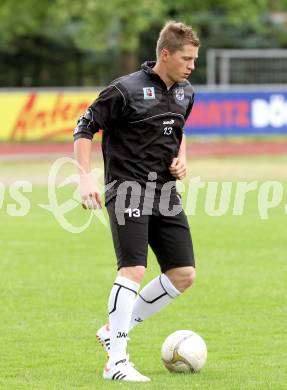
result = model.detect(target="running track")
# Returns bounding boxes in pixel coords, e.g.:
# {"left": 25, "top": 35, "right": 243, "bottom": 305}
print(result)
{"left": 0, "top": 142, "right": 287, "bottom": 159}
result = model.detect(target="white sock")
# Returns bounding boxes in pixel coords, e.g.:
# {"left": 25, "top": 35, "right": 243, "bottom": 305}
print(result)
{"left": 129, "top": 274, "right": 180, "bottom": 331}
{"left": 108, "top": 275, "right": 140, "bottom": 365}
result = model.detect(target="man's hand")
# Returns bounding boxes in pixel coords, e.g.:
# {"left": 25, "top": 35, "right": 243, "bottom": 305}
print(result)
{"left": 79, "top": 173, "right": 102, "bottom": 209}
{"left": 169, "top": 157, "right": 187, "bottom": 180}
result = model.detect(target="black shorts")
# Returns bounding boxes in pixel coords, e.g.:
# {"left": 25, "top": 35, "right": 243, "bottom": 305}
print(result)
{"left": 106, "top": 193, "right": 195, "bottom": 273}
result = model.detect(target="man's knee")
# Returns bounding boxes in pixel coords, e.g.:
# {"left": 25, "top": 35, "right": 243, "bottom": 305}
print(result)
{"left": 185, "top": 267, "right": 196, "bottom": 288}
{"left": 165, "top": 266, "right": 196, "bottom": 292}
{"left": 118, "top": 265, "right": 146, "bottom": 284}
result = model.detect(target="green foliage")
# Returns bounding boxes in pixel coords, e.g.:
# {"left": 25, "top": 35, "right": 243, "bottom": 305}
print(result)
{"left": 1, "top": 0, "right": 287, "bottom": 85}
{"left": 44, "top": 0, "right": 167, "bottom": 52}
{"left": 0, "top": 0, "right": 55, "bottom": 45}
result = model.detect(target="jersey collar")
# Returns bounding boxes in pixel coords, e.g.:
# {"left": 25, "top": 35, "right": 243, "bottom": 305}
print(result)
{"left": 141, "top": 60, "right": 178, "bottom": 91}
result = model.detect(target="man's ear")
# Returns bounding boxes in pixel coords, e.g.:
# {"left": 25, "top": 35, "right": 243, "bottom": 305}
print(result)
{"left": 161, "top": 48, "right": 169, "bottom": 62}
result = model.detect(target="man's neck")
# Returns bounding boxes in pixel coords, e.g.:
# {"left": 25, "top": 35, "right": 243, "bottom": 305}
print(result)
{"left": 152, "top": 62, "right": 174, "bottom": 89}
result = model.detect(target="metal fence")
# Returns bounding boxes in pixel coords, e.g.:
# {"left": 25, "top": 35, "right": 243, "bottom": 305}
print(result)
{"left": 207, "top": 49, "right": 287, "bottom": 86}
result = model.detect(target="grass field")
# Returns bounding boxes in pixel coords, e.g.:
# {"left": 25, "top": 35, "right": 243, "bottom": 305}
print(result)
{"left": 1, "top": 157, "right": 287, "bottom": 389}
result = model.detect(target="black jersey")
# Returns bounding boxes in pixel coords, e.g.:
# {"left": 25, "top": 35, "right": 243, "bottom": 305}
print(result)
{"left": 74, "top": 61, "right": 195, "bottom": 204}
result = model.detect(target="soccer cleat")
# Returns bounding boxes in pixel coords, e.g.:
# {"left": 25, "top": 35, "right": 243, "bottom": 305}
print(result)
{"left": 96, "top": 324, "right": 111, "bottom": 354}
{"left": 103, "top": 357, "right": 150, "bottom": 382}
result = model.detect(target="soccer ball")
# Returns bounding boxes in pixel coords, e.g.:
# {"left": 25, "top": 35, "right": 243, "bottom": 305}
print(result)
{"left": 161, "top": 330, "right": 207, "bottom": 373}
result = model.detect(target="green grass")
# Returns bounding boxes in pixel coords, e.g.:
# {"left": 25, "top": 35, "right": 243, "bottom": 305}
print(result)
{"left": 0, "top": 160, "right": 287, "bottom": 389}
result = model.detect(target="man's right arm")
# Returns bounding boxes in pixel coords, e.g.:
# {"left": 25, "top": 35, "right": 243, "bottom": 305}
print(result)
{"left": 74, "top": 137, "right": 102, "bottom": 209}
{"left": 73, "top": 84, "right": 127, "bottom": 209}
{"left": 74, "top": 138, "right": 92, "bottom": 175}
{"left": 73, "top": 101, "right": 103, "bottom": 209}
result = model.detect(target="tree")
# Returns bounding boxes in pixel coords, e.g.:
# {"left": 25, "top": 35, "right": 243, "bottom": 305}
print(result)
{"left": 1, "top": 0, "right": 287, "bottom": 86}
{"left": 49, "top": 0, "right": 167, "bottom": 73}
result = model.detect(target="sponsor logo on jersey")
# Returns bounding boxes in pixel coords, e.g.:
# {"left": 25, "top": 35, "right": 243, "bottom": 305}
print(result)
{"left": 143, "top": 87, "right": 155, "bottom": 99}
{"left": 163, "top": 119, "right": 175, "bottom": 125}
{"left": 175, "top": 88, "right": 184, "bottom": 101}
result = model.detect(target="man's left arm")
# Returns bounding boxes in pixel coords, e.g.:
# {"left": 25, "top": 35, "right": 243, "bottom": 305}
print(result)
{"left": 169, "top": 134, "right": 187, "bottom": 180}
{"left": 169, "top": 92, "right": 194, "bottom": 180}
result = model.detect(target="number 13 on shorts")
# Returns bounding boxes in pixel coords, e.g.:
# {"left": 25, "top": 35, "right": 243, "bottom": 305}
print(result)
{"left": 125, "top": 208, "right": 141, "bottom": 218}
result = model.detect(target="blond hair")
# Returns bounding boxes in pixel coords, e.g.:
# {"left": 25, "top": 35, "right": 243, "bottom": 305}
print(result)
{"left": 156, "top": 21, "right": 200, "bottom": 59}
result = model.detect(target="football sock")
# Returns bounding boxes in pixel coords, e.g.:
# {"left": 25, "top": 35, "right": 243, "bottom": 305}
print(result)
{"left": 129, "top": 274, "right": 181, "bottom": 331}
{"left": 108, "top": 275, "right": 140, "bottom": 365}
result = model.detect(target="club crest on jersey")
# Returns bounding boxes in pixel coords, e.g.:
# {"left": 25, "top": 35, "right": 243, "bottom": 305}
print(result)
{"left": 143, "top": 87, "right": 155, "bottom": 99}
{"left": 175, "top": 88, "right": 184, "bottom": 101}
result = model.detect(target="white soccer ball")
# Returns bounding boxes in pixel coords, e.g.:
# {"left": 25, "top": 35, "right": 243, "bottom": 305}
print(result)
{"left": 161, "top": 330, "right": 207, "bottom": 373}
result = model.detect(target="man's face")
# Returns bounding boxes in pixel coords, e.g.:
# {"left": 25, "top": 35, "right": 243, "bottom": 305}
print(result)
{"left": 164, "top": 44, "right": 199, "bottom": 84}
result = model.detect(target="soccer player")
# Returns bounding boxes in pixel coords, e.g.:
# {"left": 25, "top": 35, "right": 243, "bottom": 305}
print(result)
{"left": 74, "top": 21, "right": 199, "bottom": 382}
